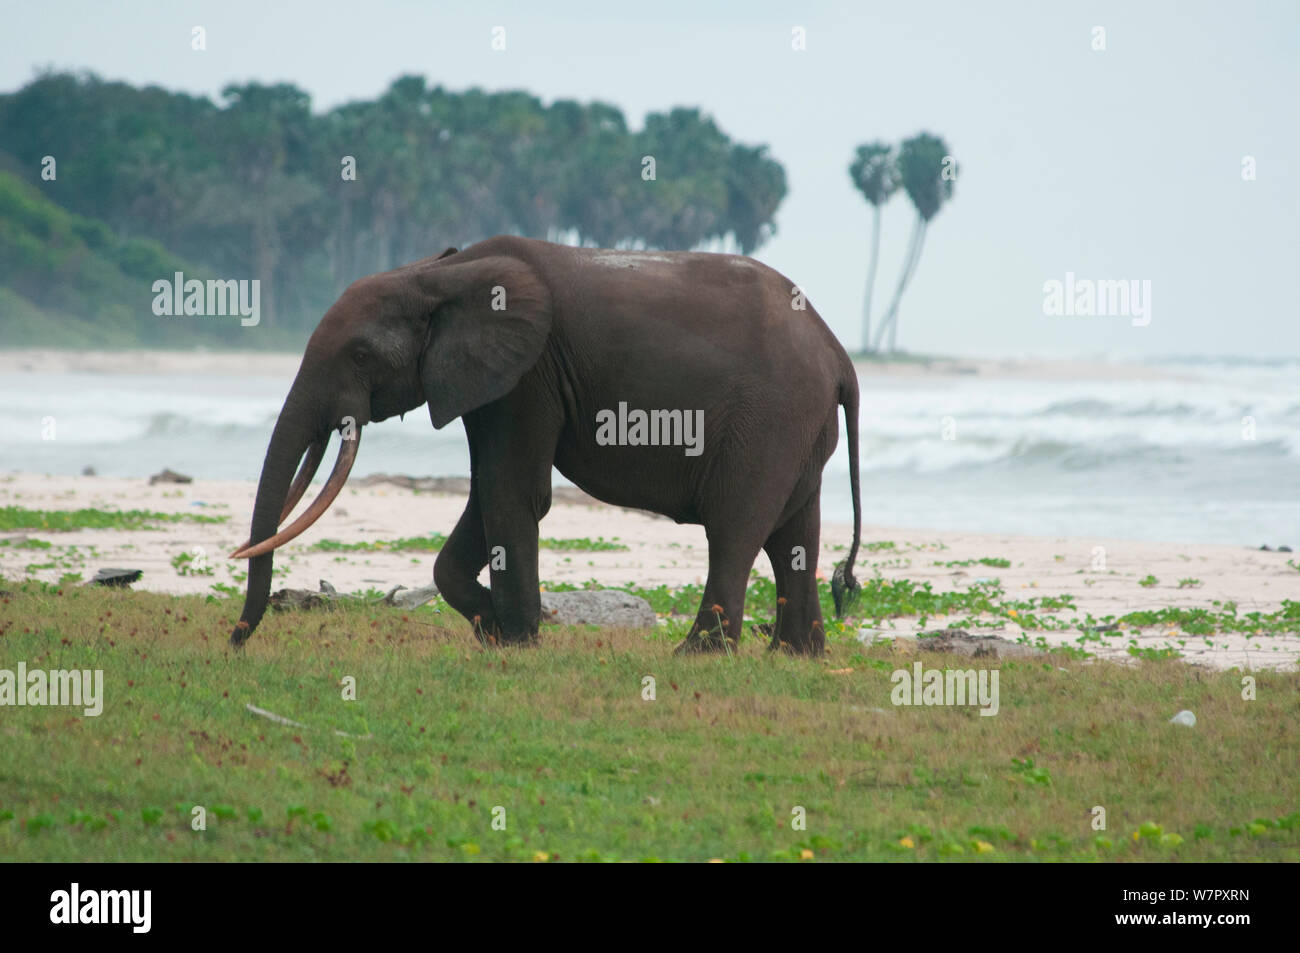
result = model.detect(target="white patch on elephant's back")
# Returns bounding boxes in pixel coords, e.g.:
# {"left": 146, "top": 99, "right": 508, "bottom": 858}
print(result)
{"left": 591, "top": 253, "right": 674, "bottom": 268}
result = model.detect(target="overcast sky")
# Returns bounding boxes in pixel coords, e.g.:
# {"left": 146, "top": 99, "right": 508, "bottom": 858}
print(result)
{"left": 4, "top": 0, "right": 1297, "bottom": 359}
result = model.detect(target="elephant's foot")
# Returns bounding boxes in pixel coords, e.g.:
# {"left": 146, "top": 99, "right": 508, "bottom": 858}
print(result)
{"left": 673, "top": 632, "right": 738, "bottom": 655}
{"left": 498, "top": 632, "right": 541, "bottom": 648}
{"left": 471, "top": 614, "right": 540, "bottom": 648}
{"left": 229, "top": 620, "right": 253, "bottom": 649}
{"left": 673, "top": 606, "right": 738, "bottom": 655}
{"left": 765, "top": 620, "right": 826, "bottom": 656}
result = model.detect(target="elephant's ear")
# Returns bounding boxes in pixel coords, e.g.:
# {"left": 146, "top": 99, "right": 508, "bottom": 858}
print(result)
{"left": 414, "top": 255, "right": 553, "bottom": 429}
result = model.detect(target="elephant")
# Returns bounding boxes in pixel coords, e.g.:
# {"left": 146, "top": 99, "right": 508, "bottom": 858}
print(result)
{"left": 229, "top": 236, "right": 862, "bottom": 655}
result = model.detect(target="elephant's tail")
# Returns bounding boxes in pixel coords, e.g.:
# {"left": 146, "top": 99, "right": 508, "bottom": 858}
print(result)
{"left": 832, "top": 373, "right": 862, "bottom": 618}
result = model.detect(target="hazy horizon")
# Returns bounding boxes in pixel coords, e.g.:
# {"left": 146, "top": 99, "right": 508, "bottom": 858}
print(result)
{"left": 3, "top": 0, "right": 1296, "bottom": 360}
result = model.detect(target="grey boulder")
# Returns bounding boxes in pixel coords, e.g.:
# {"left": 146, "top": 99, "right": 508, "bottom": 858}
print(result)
{"left": 540, "top": 589, "right": 656, "bottom": 629}
{"left": 381, "top": 583, "right": 441, "bottom": 608}
{"left": 89, "top": 568, "right": 143, "bottom": 587}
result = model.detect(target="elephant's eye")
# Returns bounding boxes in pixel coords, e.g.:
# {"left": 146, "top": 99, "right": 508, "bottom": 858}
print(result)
{"left": 351, "top": 347, "right": 369, "bottom": 366}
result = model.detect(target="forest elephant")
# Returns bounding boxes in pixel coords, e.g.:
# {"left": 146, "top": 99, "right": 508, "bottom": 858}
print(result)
{"left": 229, "top": 236, "right": 862, "bottom": 655}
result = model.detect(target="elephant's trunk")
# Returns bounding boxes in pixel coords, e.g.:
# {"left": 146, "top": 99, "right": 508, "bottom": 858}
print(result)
{"left": 231, "top": 429, "right": 359, "bottom": 560}
{"left": 228, "top": 390, "right": 335, "bottom": 648}
{"left": 233, "top": 437, "right": 327, "bottom": 552}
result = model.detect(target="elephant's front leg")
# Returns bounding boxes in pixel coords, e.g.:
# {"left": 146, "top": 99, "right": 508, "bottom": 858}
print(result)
{"left": 433, "top": 490, "right": 497, "bottom": 634}
{"left": 462, "top": 399, "right": 559, "bottom": 645}
{"left": 480, "top": 505, "right": 542, "bottom": 644}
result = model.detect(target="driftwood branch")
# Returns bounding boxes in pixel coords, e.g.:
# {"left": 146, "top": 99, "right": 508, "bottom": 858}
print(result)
{"left": 244, "top": 703, "right": 372, "bottom": 739}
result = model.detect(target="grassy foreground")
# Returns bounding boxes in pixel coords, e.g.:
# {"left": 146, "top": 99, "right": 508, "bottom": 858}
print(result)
{"left": 0, "top": 580, "right": 1296, "bottom": 862}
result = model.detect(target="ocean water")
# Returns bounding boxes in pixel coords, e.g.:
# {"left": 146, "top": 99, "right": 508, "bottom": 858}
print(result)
{"left": 3, "top": 359, "right": 1297, "bottom": 547}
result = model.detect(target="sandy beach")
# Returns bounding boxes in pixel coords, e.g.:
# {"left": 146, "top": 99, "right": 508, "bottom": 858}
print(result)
{"left": 3, "top": 471, "right": 1296, "bottom": 671}
{"left": 4, "top": 346, "right": 1297, "bottom": 672}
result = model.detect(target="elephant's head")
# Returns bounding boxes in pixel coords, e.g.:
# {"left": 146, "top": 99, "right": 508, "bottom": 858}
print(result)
{"left": 228, "top": 245, "right": 552, "bottom": 646}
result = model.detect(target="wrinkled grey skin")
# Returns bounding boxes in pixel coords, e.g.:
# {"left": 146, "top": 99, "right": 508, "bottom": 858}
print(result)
{"left": 231, "top": 236, "right": 861, "bottom": 654}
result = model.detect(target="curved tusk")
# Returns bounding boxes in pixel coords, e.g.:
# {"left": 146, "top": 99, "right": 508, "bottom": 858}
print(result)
{"left": 278, "top": 437, "right": 328, "bottom": 526}
{"left": 232, "top": 437, "right": 327, "bottom": 554}
{"left": 231, "top": 429, "right": 361, "bottom": 559}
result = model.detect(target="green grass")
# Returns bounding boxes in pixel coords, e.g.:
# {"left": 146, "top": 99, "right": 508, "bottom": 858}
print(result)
{"left": 539, "top": 537, "right": 628, "bottom": 552}
{"left": 0, "top": 506, "right": 227, "bottom": 532}
{"left": 308, "top": 535, "right": 627, "bottom": 554}
{"left": 0, "top": 537, "right": 53, "bottom": 549}
{"left": 0, "top": 579, "right": 1295, "bottom": 862}
{"left": 934, "top": 558, "right": 1012, "bottom": 569}
{"left": 171, "top": 551, "right": 214, "bottom": 577}
{"left": 550, "top": 573, "right": 1300, "bottom": 645}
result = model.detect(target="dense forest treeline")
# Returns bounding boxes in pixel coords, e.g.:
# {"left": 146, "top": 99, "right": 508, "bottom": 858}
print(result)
{"left": 0, "top": 71, "right": 787, "bottom": 345}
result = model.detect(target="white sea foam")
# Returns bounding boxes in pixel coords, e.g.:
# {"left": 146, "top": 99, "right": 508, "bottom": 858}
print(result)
{"left": 2, "top": 359, "right": 1297, "bottom": 544}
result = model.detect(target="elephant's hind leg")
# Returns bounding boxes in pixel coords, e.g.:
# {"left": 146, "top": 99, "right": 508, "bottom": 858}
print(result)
{"left": 434, "top": 491, "right": 497, "bottom": 639}
{"left": 673, "top": 524, "right": 766, "bottom": 656}
{"left": 762, "top": 491, "right": 826, "bottom": 656}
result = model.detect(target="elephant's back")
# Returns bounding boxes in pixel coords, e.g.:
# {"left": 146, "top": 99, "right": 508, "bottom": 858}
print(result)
{"left": 470, "top": 235, "right": 853, "bottom": 391}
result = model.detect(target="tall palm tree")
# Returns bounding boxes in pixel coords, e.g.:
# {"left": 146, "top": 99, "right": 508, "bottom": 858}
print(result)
{"left": 872, "top": 133, "right": 955, "bottom": 353}
{"left": 848, "top": 142, "right": 898, "bottom": 353}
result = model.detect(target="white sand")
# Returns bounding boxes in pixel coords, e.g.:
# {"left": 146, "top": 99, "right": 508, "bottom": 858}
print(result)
{"left": 2, "top": 472, "right": 1296, "bottom": 671}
